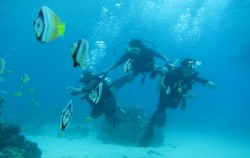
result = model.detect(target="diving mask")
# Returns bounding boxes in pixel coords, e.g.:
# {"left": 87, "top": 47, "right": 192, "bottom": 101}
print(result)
{"left": 80, "top": 70, "right": 95, "bottom": 83}
{"left": 182, "top": 59, "right": 202, "bottom": 72}
{"left": 127, "top": 47, "right": 141, "bottom": 55}
{"left": 189, "top": 60, "right": 202, "bottom": 71}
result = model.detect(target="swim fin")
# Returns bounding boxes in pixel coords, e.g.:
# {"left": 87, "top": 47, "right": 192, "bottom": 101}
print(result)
{"left": 156, "top": 111, "right": 166, "bottom": 128}
{"left": 138, "top": 125, "right": 155, "bottom": 147}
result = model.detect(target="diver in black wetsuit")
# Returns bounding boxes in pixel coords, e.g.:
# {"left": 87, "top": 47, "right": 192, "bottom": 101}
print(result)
{"left": 138, "top": 58, "right": 216, "bottom": 147}
{"left": 69, "top": 69, "right": 125, "bottom": 127}
{"left": 102, "top": 39, "right": 171, "bottom": 89}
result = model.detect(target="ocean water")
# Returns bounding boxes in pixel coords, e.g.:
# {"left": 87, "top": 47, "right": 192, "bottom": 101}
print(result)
{"left": 0, "top": 0, "right": 250, "bottom": 152}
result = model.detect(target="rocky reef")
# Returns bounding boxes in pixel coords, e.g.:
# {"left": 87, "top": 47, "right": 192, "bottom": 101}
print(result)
{"left": 0, "top": 120, "right": 42, "bottom": 158}
{"left": 97, "top": 105, "right": 164, "bottom": 146}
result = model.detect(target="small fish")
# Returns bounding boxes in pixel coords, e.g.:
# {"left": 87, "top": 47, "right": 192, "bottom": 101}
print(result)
{"left": 30, "top": 99, "right": 40, "bottom": 107}
{"left": 60, "top": 100, "right": 73, "bottom": 130}
{"left": 27, "top": 88, "right": 35, "bottom": 93}
{"left": 34, "top": 6, "right": 65, "bottom": 43}
{"left": 83, "top": 116, "right": 92, "bottom": 123}
{"left": 33, "top": 102, "right": 40, "bottom": 107}
{"left": 19, "top": 73, "right": 30, "bottom": 87}
{"left": 71, "top": 39, "right": 89, "bottom": 68}
{"left": 13, "top": 91, "right": 22, "bottom": 97}
{"left": 0, "top": 58, "right": 5, "bottom": 75}
{"left": 6, "top": 70, "right": 14, "bottom": 74}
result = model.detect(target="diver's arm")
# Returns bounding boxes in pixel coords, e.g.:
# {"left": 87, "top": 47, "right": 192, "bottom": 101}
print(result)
{"left": 69, "top": 87, "right": 82, "bottom": 96}
{"left": 154, "top": 52, "right": 169, "bottom": 63}
{"left": 154, "top": 52, "right": 175, "bottom": 69}
{"left": 204, "top": 81, "right": 216, "bottom": 89}
{"left": 182, "top": 92, "right": 196, "bottom": 99}
{"left": 195, "top": 76, "right": 216, "bottom": 89}
{"left": 103, "top": 62, "right": 120, "bottom": 73}
{"left": 69, "top": 87, "right": 90, "bottom": 96}
{"left": 103, "top": 53, "right": 129, "bottom": 73}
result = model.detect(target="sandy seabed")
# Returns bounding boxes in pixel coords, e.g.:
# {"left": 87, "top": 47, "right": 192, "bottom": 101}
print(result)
{"left": 25, "top": 126, "right": 250, "bottom": 158}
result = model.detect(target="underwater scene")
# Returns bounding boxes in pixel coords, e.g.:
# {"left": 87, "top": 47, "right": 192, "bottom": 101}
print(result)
{"left": 0, "top": 0, "right": 250, "bottom": 158}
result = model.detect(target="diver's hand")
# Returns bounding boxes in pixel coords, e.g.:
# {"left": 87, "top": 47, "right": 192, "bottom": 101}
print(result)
{"left": 166, "top": 60, "right": 175, "bottom": 69}
{"left": 66, "top": 87, "right": 82, "bottom": 96}
{"left": 154, "top": 66, "right": 168, "bottom": 75}
{"left": 100, "top": 69, "right": 109, "bottom": 75}
{"left": 183, "top": 92, "right": 196, "bottom": 99}
{"left": 206, "top": 81, "right": 216, "bottom": 90}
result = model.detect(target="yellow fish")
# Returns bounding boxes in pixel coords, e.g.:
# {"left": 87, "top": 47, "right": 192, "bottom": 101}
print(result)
{"left": 34, "top": 6, "right": 66, "bottom": 43}
{"left": 13, "top": 91, "right": 22, "bottom": 97}
{"left": 0, "top": 58, "right": 5, "bottom": 75}
{"left": 32, "top": 101, "right": 40, "bottom": 107}
{"left": 7, "top": 70, "right": 14, "bottom": 74}
{"left": 27, "top": 88, "right": 34, "bottom": 93}
{"left": 20, "top": 74, "right": 30, "bottom": 84}
{"left": 83, "top": 116, "right": 92, "bottom": 123}
{"left": 29, "top": 98, "right": 40, "bottom": 107}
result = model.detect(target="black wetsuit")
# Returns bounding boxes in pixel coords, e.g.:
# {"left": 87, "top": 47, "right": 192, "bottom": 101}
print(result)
{"left": 139, "top": 67, "right": 209, "bottom": 147}
{"left": 82, "top": 76, "right": 118, "bottom": 125}
{"left": 113, "top": 47, "right": 163, "bottom": 88}
{"left": 117, "top": 47, "right": 158, "bottom": 73}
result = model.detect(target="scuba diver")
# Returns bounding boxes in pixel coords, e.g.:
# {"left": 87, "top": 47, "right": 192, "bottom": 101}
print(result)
{"left": 138, "top": 58, "right": 216, "bottom": 147}
{"left": 69, "top": 69, "right": 126, "bottom": 127}
{"left": 102, "top": 38, "right": 171, "bottom": 89}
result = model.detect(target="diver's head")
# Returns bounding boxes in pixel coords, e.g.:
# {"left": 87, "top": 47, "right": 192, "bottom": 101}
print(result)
{"left": 180, "top": 58, "right": 202, "bottom": 76}
{"left": 129, "top": 39, "right": 143, "bottom": 48}
{"left": 80, "top": 69, "right": 98, "bottom": 83}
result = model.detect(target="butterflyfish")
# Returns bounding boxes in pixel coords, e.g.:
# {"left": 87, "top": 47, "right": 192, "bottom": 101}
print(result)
{"left": 60, "top": 100, "right": 73, "bottom": 130}
{"left": 0, "top": 58, "right": 5, "bottom": 75}
{"left": 71, "top": 39, "right": 89, "bottom": 68}
{"left": 34, "top": 6, "right": 65, "bottom": 43}
{"left": 13, "top": 91, "right": 22, "bottom": 97}
{"left": 20, "top": 73, "right": 30, "bottom": 85}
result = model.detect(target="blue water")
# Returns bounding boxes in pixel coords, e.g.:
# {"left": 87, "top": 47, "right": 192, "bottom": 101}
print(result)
{"left": 0, "top": 0, "right": 250, "bottom": 141}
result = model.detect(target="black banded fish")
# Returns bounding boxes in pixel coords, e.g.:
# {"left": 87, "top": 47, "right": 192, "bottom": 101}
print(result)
{"left": 34, "top": 6, "right": 65, "bottom": 43}
{"left": 60, "top": 100, "right": 73, "bottom": 130}
{"left": 71, "top": 39, "right": 89, "bottom": 68}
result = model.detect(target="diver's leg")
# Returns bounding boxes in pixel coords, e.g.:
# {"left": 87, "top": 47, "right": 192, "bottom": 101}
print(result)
{"left": 138, "top": 93, "right": 167, "bottom": 147}
{"left": 90, "top": 106, "right": 103, "bottom": 119}
{"left": 104, "top": 109, "right": 116, "bottom": 124}
{"left": 113, "top": 71, "right": 138, "bottom": 89}
{"left": 103, "top": 98, "right": 120, "bottom": 127}
{"left": 112, "top": 75, "right": 129, "bottom": 89}
{"left": 154, "top": 94, "right": 170, "bottom": 127}
{"left": 104, "top": 107, "right": 127, "bottom": 128}
{"left": 138, "top": 110, "right": 161, "bottom": 147}
{"left": 138, "top": 122, "right": 155, "bottom": 147}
